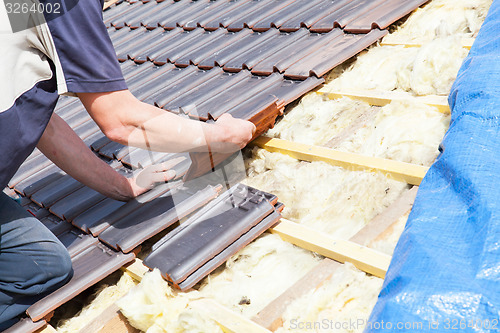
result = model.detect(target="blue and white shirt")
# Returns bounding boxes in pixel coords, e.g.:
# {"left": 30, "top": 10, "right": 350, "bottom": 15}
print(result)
{"left": 0, "top": 0, "right": 127, "bottom": 189}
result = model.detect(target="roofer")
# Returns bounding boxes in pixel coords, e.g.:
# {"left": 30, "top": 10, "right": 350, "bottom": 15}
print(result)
{"left": 0, "top": 0, "right": 255, "bottom": 329}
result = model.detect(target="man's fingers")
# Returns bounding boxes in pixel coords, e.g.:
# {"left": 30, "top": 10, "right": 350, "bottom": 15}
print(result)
{"left": 136, "top": 159, "right": 182, "bottom": 188}
{"left": 149, "top": 169, "right": 177, "bottom": 184}
{"left": 136, "top": 169, "right": 177, "bottom": 188}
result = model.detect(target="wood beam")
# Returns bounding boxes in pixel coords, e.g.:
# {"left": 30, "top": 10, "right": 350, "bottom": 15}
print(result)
{"left": 251, "top": 136, "right": 428, "bottom": 185}
{"left": 190, "top": 299, "right": 272, "bottom": 333}
{"left": 252, "top": 258, "right": 341, "bottom": 330}
{"left": 78, "top": 304, "right": 139, "bottom": 333}
{"left": 316, "top": 89, "right": 450, "bottom": 114}
{"left": 349, "top": 186, "right": 418, "bottom": 244}
{"left": 270, "top": 219, "right": 391, "bottom": 278}
{"left": 380, "top": 37, "right": 474, "bottom": 49}
{"left": 325, "top": 107, "right": 379, "bottom": 148}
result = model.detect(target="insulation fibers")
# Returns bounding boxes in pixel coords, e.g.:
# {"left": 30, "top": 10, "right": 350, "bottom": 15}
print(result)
{"left": 244, "top": 149, "right": 408, "bottom": 239}
{"left": 267, "top": 93, "right": 374, "bottom": 147}
{"left": 197, "top": 233, "right": 321, "bottom": 318}
{"left": 117, "top": 269, "right": 223, "bottom": 333}
{"left": 56, "top": 272, "right": 136, "bottom": 333}
{"left": 385, "top": 0, "right": 493, "bottom": 40}
{"left": 335, "top": 101, "right": 450, "bottom": 167}
{"left": 322, "top": 37, "right": 468, "bottom": 96}
{"left": 276, "top": 263, "right": 383, "bottom": 333}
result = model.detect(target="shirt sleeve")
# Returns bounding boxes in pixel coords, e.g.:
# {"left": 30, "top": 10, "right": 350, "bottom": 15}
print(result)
{"left": 38, "top": 0, "right": 127, "bottom": 94}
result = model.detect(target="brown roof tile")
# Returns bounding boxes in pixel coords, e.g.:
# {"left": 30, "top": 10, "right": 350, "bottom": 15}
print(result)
{"left": 98, "top": 184, "right": 221, "bottom": 253}
{"left": 3, "top": 317, "right": 46, "bottom": 333}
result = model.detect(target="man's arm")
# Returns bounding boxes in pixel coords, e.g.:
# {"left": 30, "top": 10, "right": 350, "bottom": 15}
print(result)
{"left": 37, "top": 113, "right": 173, "bottom": 201}
{"left": 78, "top": 90, "right": 256, "bottom": 153}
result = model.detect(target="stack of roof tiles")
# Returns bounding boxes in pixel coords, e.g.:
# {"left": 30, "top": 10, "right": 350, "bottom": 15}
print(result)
{"left": 144, "top": 184, "right": 284, "bottom": 290}
{"left": 4, "top": 0, "right": 429, "bottom": 330}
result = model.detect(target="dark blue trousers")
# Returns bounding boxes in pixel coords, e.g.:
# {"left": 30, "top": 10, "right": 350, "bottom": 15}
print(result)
{"left": 0, "top": 192, "right": 73, "bottom": 330}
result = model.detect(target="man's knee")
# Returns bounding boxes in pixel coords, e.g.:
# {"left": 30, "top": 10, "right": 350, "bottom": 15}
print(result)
{"left": 38, "top": 242, "right": 73, "bottom": 293}
{"left": 4, "top": 240, "right": 73, "bottom": 296}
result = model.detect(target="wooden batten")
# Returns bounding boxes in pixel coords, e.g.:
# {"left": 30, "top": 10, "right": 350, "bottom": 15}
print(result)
{"left": 121, "top": 258, "right": 150, "bottom": 282}
{"left": 60, "top": 185, "right": 416, "bottom": 332}
{"left": 317, "top": 89, "right": 450, "bottom": 114}
{"left": 380, "top": 36, "right": 474, "bottom": 49}
{"left": 252, "top": 136, "right": 428, "bottom": 185}
{"left": 270, "top": 219, "right": 391, "bottom": 278}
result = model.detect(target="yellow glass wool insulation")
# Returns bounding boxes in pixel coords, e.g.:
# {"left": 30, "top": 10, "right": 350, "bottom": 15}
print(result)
{"left": 323, "top": 37, "right": 468, "bottom": 96}
{"left": 117, "top": 269, "right": 223, "bottom": 333}
{"left": 276, "top": 263, "right": 383, "bottom": 333}
{"left": 243, "top": 149, "right": 409, "bottom": 239}
{"left": 55, "top": 272, "right": 136, "bottom": 333}
{"left": 385, "top": 0, "right": 493, "bottom": 41}
{"left": 334, "top": 101, "right": 450, "bottom": 166}
{"left": 197, "top": 233, "right": 321, "bottom": 318}
{"left": 267, "top": 93, "right": 374, "bottom": 147}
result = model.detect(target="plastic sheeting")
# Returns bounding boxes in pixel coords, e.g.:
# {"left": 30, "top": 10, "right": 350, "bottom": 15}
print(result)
{"left": 367, "top": 1, "right": 500, "bottom": 332}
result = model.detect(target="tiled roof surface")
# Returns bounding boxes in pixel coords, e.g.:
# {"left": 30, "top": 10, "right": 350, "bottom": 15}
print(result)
{"left": 104, "top": 0, "right": 427, "bottom": 33}
{"left": 110, "top": 26, "right": 386, "bottom": 79}
{"left": 5, "top": 0, "right": 429, "bottom": 329}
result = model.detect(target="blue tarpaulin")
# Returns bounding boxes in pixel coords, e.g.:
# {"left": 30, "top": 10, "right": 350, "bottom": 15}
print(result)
{"left": 367, "top": 1, "right": 500, "bottom": 332}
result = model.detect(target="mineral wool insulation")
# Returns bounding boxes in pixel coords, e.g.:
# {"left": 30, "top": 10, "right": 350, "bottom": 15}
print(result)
{"left": 334, "top": 101, "right": 449, "bottom": 166}
{"left": 117, "top": 269, "right": 223, "bottom": 333}
{"left": 322, "top": 37, "right": 468, "bottom": 96}
{"left": 268, "top": 95, "right": 449, "bottom": 167}
{"left": 276, "top": 263, "right": 383, "bottom": 333}
{"left": 116, "top": 234, "right": 321, "bottom": 331}
{"left": 243, "top": 149, "right": 409, "bottom": 239}
{"left": 384, "top": 0, "right": 492, "bottom": 41}
{"left": 266, "top": 94, "right": 375, "bottom": 148}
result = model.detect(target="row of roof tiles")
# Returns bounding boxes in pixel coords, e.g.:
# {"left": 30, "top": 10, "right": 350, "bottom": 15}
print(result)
{"left": 110, "top": 26, "right": 387, "bottom": 79}
{"left": 104, "top": 0, "right": 428, "bottom": 34}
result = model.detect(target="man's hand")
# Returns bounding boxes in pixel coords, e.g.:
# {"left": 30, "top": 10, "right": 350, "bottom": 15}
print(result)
{"left": 38, "top": 113, "right": 157, "bottom": 201}
{"left": 209, "top": 114, "right": 256, "bottom": 153}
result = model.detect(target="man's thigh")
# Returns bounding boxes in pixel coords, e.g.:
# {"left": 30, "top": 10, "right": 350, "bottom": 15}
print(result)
{"left": 0, "top": 192, "right": 66, "bottom": 264}
{"left": 0, "top": 192, "right": 72, "bottom": 323}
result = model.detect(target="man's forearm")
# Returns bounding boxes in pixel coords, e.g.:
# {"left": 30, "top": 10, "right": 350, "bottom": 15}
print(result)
{"left": 37, "top": 113, "right": 136, "bottom": 201}
{"left": 116, "top": 100, "right": 224, "bottom": 152}
{"left": 78, "top": 90, "right": 255, "bottom": 153}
